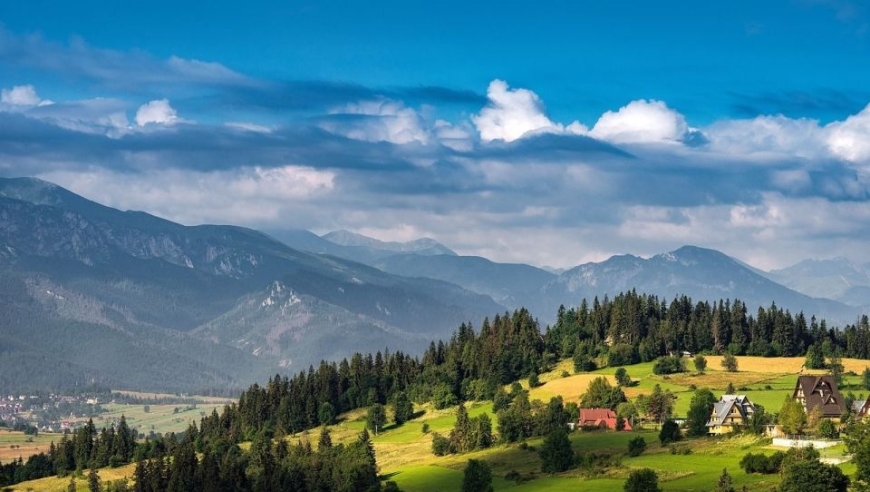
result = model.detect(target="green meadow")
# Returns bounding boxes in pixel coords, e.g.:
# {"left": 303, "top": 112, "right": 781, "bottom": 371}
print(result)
{"left": 11, "top": 355, "right": 870, "bottom": 491}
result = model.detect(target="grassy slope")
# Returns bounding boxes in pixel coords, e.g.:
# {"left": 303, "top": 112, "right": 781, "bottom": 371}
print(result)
{"left": 7, "top": 464, "right": 136, "bottom": 492}
{"left": 375, "top": 355, "right": 868, "bottom": 491}
{"left": 12, "top": 355, "right": 870, "bottom": 491}
{"left": 98, "top": 401, "right": 229, "bottom": 436}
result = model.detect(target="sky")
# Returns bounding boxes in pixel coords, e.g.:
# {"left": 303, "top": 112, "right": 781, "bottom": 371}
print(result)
{"left": 1, "top": 1, "right": 870, "bottom": 270}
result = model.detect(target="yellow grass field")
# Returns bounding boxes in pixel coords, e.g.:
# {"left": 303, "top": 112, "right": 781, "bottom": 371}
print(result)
{"left": 113, "top": 390, "right": 234, "bottom": 404}
{"left": 528, "top": 373, "right": 617, "bottom": 403}
{"left": 0, "top": 429, "right": 56, "bottom": 462}
{"left": 6, "top": 464, "right": 136, "bottom": 492}
{"left": 704, "top": 355, "right": 870, "bottom": 374}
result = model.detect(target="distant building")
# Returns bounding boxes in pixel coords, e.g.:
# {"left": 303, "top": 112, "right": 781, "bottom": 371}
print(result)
{"left": 706, "top": 394, "right": 755, "bottom": 435}
{"left": 578, "top": 408, "right": 632, "bottom": 431}
{"left": 793, "top": 375, "right": 845, "bottom": 420}
{"left": 853, "top": 399, "right": 870, "bottom": 420}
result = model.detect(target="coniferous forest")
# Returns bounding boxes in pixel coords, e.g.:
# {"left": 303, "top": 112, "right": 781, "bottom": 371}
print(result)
{"left": 3, "top": 291, "right": 870, "bottom": 490}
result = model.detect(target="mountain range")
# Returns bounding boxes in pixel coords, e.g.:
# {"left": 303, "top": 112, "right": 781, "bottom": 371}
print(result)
{"left": 1, "top": 177, "right": 867, "bottom": 393}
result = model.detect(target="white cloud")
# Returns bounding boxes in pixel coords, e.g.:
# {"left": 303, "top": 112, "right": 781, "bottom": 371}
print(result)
{"left": 1, "top": 85, "right": 52, "bottom": 107}
{"left": 225, "top": 121, "right": 273, "bottom": 133}
{"left": 704, "top": 115, "right": 826, "bottom": 159}
{"left": 135, "top": 99, "right": 179, "bottom": 126}
{"left": 434, "top": 119, "right": 474, "bottom": 151}
{"left": 38, "top": 165, "right": 335, "bottom": 226}
{"left": 320, "top": 100, "right": 430, "bottom": 144}
{"left": 589, "top": 99, "right": 691, "bottom": 144}
{"left": 826, "top": 103, "right": 870, "bottom": 163}
{"left": 472, "top": 80, "right": 586, "bottom": 142}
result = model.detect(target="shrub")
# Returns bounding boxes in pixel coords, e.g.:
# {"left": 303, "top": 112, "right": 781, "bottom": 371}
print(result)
{"left": 659, "top": 420, "right": 681, "bottom": 445}
{"left": 461, "top": 459, "right": 493, "bottom": 492}
{"left": 627, "top": 436, "right": 647, "bottom": 457}
{"left": 652, "top": 356, "right": 686, "bottom": 375}
{"left": 573, "top": 354, "right": 597, "bottom": 373}
{"left": 615, "top": 368, "right": 631, "bottom": 387}
{"left": 432, "top": 432, "right": 453, "bottom": 456}
{"left": 693, "top": 354, "right": 707, "bottom": 373}
{"left": 624, "top": 468, "right": 662, "bottom": 492}
{"left": 740, "top": 451, "right": 785, "bottom": 474}
{"left": 539, "top": 429, "right": 576, "bottom": 473}
{"left": 722, "top": 353, "right": 738, "bottom": 372}
{"left": 608, "top": 343, "right": 638, "bottom": 367}
{"left": 504, "top": 470, "right": 523, "bottom": 483}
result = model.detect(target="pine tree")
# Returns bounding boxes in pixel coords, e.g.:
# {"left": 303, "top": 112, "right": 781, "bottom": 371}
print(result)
{"left": 461, "top": 459, "right": 494, "bottom": 492}
{"left": 539, "top": 428, "right": 574, "bottom": 473}
{"left": 88, "top": 467, "right": 101, "bottom": 492}
{"left": 393, "top": 392, "right": 414, "bottom": 425}
{"left": 366, "top": 403, "right": 387, "bottom": 435}
{"left": 714, "top": 468, "right": 735, "bottom": 492}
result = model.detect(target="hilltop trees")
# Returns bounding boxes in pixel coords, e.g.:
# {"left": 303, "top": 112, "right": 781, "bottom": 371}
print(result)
{"left": 580, "top": 377, "right": 626, "bottom": 410}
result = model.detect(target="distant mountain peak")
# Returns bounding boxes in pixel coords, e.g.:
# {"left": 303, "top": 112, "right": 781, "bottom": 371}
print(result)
{"left": 321, "top": 230, "right": 456, "bottom": 256}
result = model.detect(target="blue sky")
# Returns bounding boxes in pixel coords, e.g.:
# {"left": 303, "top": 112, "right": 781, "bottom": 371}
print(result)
{"left": 1, "top": 1, "right": 870, "bottom": 268}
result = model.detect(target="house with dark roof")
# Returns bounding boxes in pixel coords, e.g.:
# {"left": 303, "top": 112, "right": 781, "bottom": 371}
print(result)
{"left": 793, "top": 375, "right": 846, "bottom": 420}
{"left": 706, "top": 394, "right": 755, "bottom": 435}
{"left": 578, "top": 408, "right": 632, "bottom": 431}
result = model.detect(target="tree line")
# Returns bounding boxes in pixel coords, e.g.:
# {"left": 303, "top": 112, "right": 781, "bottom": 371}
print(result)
{"left": 546, "top": 291, "right": 870, "bottom": 365}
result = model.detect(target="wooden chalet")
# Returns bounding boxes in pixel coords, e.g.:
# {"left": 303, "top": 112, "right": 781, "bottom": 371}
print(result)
{"left": 706, "top": 394, "right": 755, "bottom": 435}
{"left": 792, "top": 375, "right": 846, "bottom": 420}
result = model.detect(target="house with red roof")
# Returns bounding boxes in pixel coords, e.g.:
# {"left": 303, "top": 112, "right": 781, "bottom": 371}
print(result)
{"left": 578, "top": 408, "right": 632, "bottom": 431}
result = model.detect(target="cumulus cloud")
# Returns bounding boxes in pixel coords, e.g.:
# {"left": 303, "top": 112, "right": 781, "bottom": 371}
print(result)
{"left": 589, "top": 99, "right": 693, "bottom": 144}
{"left": 1, "top": 85, "right": 52, "bottom": 107}
{"left": 704, "top": 115, "right": 826, "bottom": 159}
{"left": 472, "top": 80, "right": 586, "bottom": 142}
{"left": 135, "top": 99, "right": 179, "bottom": 126}
{"left": 6, "top": 65, "right": 870, "bottom": 271}
{"left": 702, "top": 104, "right": 870, "bottom": 168}
{"left": 318, "top": 100, "right": 430, "bottom": 144}
{"left": 826, "top": 103, "right": 870, "bottom": 163}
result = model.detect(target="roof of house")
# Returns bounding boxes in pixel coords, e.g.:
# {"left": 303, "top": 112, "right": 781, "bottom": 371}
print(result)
{"left": 579, "top": 408, "right": 616, "bottom": 421}
{"left": 793, "top": 375, "right": 845, "bottom": 418}
{"left": 578, "top": 408, "right": 632, "bottom": 431}
{"left": 706, "top": 394, "right": 755, "bottom": 427}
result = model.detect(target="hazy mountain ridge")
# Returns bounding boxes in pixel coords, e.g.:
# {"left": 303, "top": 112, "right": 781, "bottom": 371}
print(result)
{"left": 0, "top": 178, "right": 501, "bottom": 393}
{"left": 543, "top": 246, "right": 860, "bottom": 325}
{"left": 322, "top": 229, "right": 456, "bottom": 256}
{"left": 2, "top": 176, "right": 867, "bottom": 393}
{"left": 373, "top": 253, "right": 555, "bottom": 310}
{"left": 768, "top": 257, "right": 870, "bottom": 307}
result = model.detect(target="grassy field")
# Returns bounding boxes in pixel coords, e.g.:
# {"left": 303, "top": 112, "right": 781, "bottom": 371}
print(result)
{"left": 6, "top": 464, "right": 136, "bottom": 492}
{"left": 10, "top": 355, "right": 869, "bottom": 491}
{"left": 372, "top": 355, "right": 865, "bottom": 491}
{"left": 0, "top": 429, "right": 57, "bottom": 462}
{"left": 98, "top": 401, "right": 229, "bottom": 437}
